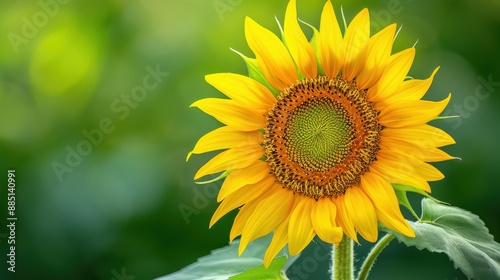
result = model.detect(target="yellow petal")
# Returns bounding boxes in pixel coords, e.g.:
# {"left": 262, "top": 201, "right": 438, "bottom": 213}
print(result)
{"left": 319, "top": 1, "right": 343, "bottom": 78}
{"left": 381, "top": 146, "right": 445, "bottom": 182}
{"left": 239, "top": 188, "right": 294, "bottom": 255}
{"left": 373, "top": 167, "right": 431, "bottom": 193}
{"left": 284, "top": 0, "right": 317, "bottom": 78}
{"left": 382, "top": 67, "right": 440, "bottom": 107}
{"left": 333, "top": 195, "right": 357, "bottom": 243}
{"left": 378, "top": 146, "right": 443, "bottom": 177}
{"left": 311, "top": 198, "right": 343, "bottom": 245}
{"left": 380, "top": 137, "right": 455, "bottom": 162}
{"left": 263, "top": 193, "right": 302, "bottom": 265}
{"left": 217, "top": 161, "right": 271, "bottom": 202}
{"left": 288, "top": 197, "right": 316, "bottom": 255}
{"left": 344, "top": 186, "right": 378, "bottom": 242}
{"left": 245, "top": 17, "right": 298, "bottom": 91}
{"left": 205, "top": 73, "right": 275, "bottom": 115}
{"left": 264, "top": 218, "right": 289, "bottom": 268}
{"left": 377, "top": 148, "right": 444, "bottom": 181}
{"left": 413, "top": 160, "right": 444, "bottom": 181}
{"left": 357, "top": 24, "right": 396, "bottom": 89}
{"left": 229, "top": 198, "right": 261, "bottom": 242}
{"left": 187, "top": 126, "right": 263, "bottom": 161}
{"left": 368, "top": 48, "right": 415, "bottom": 102}
{"left": 379, "top": 94, "right": 451, "bottom": 128}
{"left": 360, "top": 172, "right": 415, "bottom": 237}
{"left": 210, "top": 176, "right": 276, "bottom": 228}
{"left": 342, "top": 8, "right": 370, "bottom": 81}
{"left": 381, "top": 124, "right": 456, "bottom": 148}
{"left": 191, "top": 98, "right": 265, "bottom": 131}
{"left": 195, "top": 145, "right": 264, "bottom": 180}
{"left": 370, "top": 150, "right": 431, "bottom": 192}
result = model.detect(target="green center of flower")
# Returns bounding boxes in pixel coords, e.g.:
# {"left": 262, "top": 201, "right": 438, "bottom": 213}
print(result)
{"left": 264, "top": 76, "right": 381, "bottom": 199}
{"left": 286, "top": 97, "right": 353, "bottom": 172}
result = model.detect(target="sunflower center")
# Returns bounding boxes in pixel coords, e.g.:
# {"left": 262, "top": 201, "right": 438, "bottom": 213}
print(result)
{"left": 286, "top": 97, "right": 353, "bottom": 172}
{"left": 264, "top": 76, "right": 381, "bottom": 199}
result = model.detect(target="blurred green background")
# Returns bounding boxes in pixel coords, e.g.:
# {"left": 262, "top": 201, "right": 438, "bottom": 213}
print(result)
{"left": 0, "top": 0, "right": 499, "bottom": 279}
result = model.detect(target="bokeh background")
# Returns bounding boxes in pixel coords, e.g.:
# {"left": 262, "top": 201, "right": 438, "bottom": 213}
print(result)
{"left": 1, "top": 0, "right": 499, "bottom": 279}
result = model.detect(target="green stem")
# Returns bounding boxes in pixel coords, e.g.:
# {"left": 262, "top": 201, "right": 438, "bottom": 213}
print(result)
{"left": 332, "top": 236, "right": 353, "bottom": 280}
{"left": 357, "top": 234, "right": 395, "bottom": 280}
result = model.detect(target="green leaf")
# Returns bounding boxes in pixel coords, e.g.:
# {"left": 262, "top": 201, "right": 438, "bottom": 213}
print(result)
{"left": 393, "top": 188, "right": 419, "bottom": 220}
{"left": 155, "top": 234, "right": 298, "bottom": 280}
{"left": 392, "top": 184, "right": 446, "bottom": 220}
{"left": 382, "top": 198, "right": 500, "bottom": 279}
{"left": 229, "top": 256, "right": 287, "bottom": 280}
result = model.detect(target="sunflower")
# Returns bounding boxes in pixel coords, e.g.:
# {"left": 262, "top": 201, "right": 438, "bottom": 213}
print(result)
{"left": 188, "top": 0, "right": 455, "bottom": 267}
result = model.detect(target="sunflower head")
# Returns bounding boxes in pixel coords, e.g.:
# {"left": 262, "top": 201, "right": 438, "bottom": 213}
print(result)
{"left": 189, "top": 0, "right": 455, "bottom": 267}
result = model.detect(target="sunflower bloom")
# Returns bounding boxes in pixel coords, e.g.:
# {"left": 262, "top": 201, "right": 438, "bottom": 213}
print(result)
{"left": 188, "top": 0, "right": 455, "bottom": 267}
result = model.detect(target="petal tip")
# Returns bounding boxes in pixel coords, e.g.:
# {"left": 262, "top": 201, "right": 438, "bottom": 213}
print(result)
{"left": 189, "top": 101, "right": 198, "bottom": 108}
{"left": 433, "top": 66, "right": 441, "bottom": 74}
{"left": 244, "top": 16, "right": 256, "bottom": 27}
{"left": 238, "top": 240, "right": 248, "bottom": 256}
{"left": 186, "top": 151, "right": 193, "bottom": 162}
